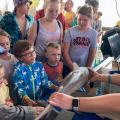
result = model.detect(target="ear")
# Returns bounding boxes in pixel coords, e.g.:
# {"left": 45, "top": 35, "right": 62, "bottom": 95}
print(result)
{"left": 44, "top": 51, "right": 48, "bottom": 58}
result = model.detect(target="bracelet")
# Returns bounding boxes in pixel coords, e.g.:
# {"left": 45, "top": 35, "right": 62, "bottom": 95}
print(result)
{"left": 108, "top": 75, "right": 112, "bottom": 84}
{"left": 108, "top": 75, "right": 112, "bottom": 92}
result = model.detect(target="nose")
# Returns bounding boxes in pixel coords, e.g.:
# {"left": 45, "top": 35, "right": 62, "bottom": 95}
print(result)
{"left": 56, "top": 54, "right": 60, "bottom": 60}
{"left": 3, "top": 44, "right": 8, "bottom": 49}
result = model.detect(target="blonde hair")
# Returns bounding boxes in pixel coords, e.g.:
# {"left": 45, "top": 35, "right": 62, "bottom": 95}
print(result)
{"left": 46, "top": 43, "right": 61, "bottom": 51}
{"left": 45, "top": 0, "right": 60, "bottom": 7}
{"left": 0, "top": 30, "right": 10, "bottom": 40}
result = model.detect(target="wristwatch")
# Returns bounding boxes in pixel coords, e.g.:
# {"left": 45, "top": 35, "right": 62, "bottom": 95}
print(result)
{"left": 72, "top": 97, "right": 79, "bottom": 111}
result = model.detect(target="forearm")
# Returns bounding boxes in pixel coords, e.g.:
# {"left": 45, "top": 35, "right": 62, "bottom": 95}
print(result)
{"left": 98, "top": 74, "right": 120, "bottom": 86}
{"left": 86, "top": 49, "right": 96, "bottom": 67}
{"left": 28, "top": 22, "right": 37, "bottom": 45}
{"left": 0, "top": 104, "right": 35, "bottom": 120}
{"left": 78, "top": 93, "right": 120, "bottom": 113}
{"left": 63, "top": 52, "right": 73, "bottom": 70}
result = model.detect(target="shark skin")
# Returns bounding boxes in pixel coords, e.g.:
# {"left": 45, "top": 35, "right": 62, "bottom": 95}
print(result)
{"left": 35, "top": 64, "right": 89, "bottom": 120}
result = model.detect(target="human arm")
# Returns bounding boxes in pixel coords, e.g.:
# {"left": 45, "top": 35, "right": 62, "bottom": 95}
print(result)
{"left": 63, "top": 29, "right": 74, "bottom": 70}
{"left": 49, "top": 92, "right": 120, "bottom": 113}
{"left": 86, "top": 48, "right": 97, "bottom": 67}
{"left": 28, "top": 22, "right": 37, "bottom": 45}
{"left": 63, "top": 43, "right": 73, "bottom": 71}
{"left": 86, "top": 30, "right": 97, "bottom": 67}
{"left": 89, "top": 68, "right": 120, "bottom": 86}
{"left": 0, "top": 104, "right": 44, "bottom": 120}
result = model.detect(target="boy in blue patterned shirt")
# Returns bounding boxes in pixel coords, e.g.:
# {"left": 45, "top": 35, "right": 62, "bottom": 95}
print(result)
{"left": 12, "top": 40, "right": 58, "bottom": 106}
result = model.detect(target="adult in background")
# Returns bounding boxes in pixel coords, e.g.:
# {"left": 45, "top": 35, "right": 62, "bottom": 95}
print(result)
{"left": 0, "top": 0, "right": 36, "bottom": 52}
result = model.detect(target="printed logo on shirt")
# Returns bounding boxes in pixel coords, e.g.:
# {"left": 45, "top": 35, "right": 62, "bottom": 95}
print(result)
{"left": 73, "top": 37, "right": 90, "bottom": 47}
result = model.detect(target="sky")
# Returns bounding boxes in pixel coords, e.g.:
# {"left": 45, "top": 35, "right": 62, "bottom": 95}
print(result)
{"left": 1, "top": 0, "right": 120, "bottom": 27}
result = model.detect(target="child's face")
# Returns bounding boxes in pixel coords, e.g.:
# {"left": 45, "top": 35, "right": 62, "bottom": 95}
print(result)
{"left": 77, "top": 14, "right": 91, "bottom": 29}
{"left": 0, "top": 35, "right": 10, "bottom": 53}
{"left": 46, "top": 47, "right": 61, "bottom": 65}
{"left": 20, "top": 47, "right": 36, "bottom": 64}
{"left": 65, "top": 1, "right": 73, "bottom": 11}
{"left": 45, "top": 2, "right": 60, "bottom": 20}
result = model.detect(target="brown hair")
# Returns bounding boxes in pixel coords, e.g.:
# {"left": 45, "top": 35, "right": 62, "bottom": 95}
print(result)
{"left": 97, "top": 11, "right": 102, "bottom": 17}
{"left": 0, "top": 30, "right": 10, "bottom": 39}
{"left": 13, "top": 40, "right": 33, "bottom": 58}
{"left": 78, "top": 5, "right": 93, "bottom": 19}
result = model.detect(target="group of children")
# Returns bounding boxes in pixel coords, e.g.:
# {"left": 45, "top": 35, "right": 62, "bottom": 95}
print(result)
{"left": 0, "top": 29, "right": 63, "bottom": 107}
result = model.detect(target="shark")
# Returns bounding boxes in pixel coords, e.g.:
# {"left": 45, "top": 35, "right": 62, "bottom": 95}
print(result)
{"left": 35, "top": 63, "right": 89, "bottom": 120}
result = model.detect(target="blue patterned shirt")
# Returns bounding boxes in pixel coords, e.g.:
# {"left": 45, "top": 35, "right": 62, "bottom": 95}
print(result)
{"left": 12, "top": 61, "right": 52, "bottom": 102}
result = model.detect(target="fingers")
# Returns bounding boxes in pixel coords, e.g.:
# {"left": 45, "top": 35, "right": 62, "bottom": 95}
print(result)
{"left": 88, "top": 68, "right": 95, "bottom": 77}
{"left": 25, "top": 99, "right": 37, "bottom": 106}
{"left": 50, "top": 92, "right": 63, "bottom": 99}
{"left": 49, "top": 98, "right": 61, "bottom": 108}
{"left": 35, "top": 107, "right": 45, "bottom": 112}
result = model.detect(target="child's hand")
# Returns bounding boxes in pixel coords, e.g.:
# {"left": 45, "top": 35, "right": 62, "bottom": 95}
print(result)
{"left": 33, "top": 106, "right": 45, "bottom": 118}
{"left": 54, "top": 85, "right": 59, "bottom": 91}
{"left": 0, "top": 79, "right": 8, "bottom": 86}
{"left": 5, "top": 98, "right": 13, "bottom": 107}
{"left": 23, "top": 97, "right": 37, "bottom": 106}
{"left": 57, "top": 78, "right": 63, "bottom": 83}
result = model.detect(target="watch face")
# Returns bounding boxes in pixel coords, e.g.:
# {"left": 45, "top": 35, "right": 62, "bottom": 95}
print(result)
{"left": 72, "top": 98, "right": 79, "bottom": 107}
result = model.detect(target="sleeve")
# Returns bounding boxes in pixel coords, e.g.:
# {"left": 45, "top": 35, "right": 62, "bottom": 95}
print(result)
{"left": 12, "top": 67, "right": 28, "bottom": 99}
{"left": 0, "top": 16, "right": 7, "bottom": 29}
{"left": 40, "top": 63, "right": 53, "bottom": 89}
{"left": 0, "top": 104, "right": 35, "bottom": 120}
{"left": 90, "top": 30, "right": 98, "bottom": 49}
{"left": 63, "top": 29, "right": 72, "bottom": 43}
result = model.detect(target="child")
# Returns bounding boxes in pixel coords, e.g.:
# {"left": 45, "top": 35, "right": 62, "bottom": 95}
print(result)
{"left": 0, "top": 63, "right": 13, "bottom": 106}
{"left": 12, "top": 40, "right": 58, "bottom": 106}
{"left": 93, "top": 11, "right": 102, "bottom": 34}
{"left": 64, "top": 0, "right": 75, "bottom": 29}
{"left": 0, "top": 30, "right": 18, "bottom": 82}
{"left": 44, "top": 43, "right": 63, "bottom": 95}
{"left": 0, "top": 63, "right": 45, "bottom": 120}
{"left": 63, "top": 5, "right": 97, "bottom": 71}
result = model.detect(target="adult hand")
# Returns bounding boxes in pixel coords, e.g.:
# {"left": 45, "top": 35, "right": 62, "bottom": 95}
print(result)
{"left": 49, "top": 92, "right": 73, "bottom": 110}
{"left": 88, "top": 68, "right": 102, "bottom": 82}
